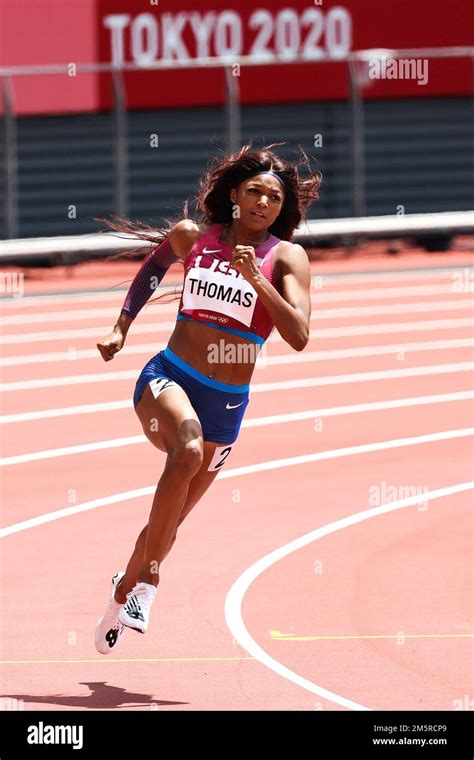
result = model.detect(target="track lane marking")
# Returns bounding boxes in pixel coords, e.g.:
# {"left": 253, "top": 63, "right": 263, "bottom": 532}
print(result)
{"left": 1, "top": 387, "right": 472, "bottom": 427}
{"left": 0, "top": 293, "right": 473, "bottom": 337}
{"left": 2, "top": 392, "right": 474, "bottom": 466}
{"left": 2, "top": 336, "right": 472, "bottom": 369}
{"left": 268, "top": 631, "right": 474, "bottom": 641}
{"left": 1, "top": 360, "right": 473, "bottom": 394}
{"left": 1, "top": 427, "right": 472, "bottom": 536}
{"left": 225, "top": 480, "right": 474, "bottom": 711}
{"left": 1, "top": 286, "right": 471, "bottom": 325}
{"left": 0, "top": 267, "right": 470, "bottom": 309}
{"left": 0, "top": 317, "right": 471, "bottom": 346}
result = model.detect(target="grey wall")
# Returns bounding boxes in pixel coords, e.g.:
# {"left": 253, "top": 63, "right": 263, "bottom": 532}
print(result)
{"left": 0, "top": 97, "right": 472, "bottom": 239}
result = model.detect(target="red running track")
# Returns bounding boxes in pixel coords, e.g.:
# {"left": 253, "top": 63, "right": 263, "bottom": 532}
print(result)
{"left": 0, "top": 254, "right": 473, "bottom": 711}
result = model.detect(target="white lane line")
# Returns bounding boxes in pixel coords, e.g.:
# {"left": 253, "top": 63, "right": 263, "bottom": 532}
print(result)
{"left": 0, "top": 305, "right": 177, "bottom": 326}
{"left": 253, "top": 362, "right": 474, "bottom": 392}
{"left": 0, "top": 293, "right": 474, "bottom": 329}
{"left": 0, "top": 289, "right": 127, "bottom": 309}
{"left": 1, "top": 360, "right": 472, "bottom": 394}
{"left": 1, "top": 428, "right": 472, "bottom": 538}
{"left": 0, "top": 486, "right": 154, "bottom": 538}
{"left": 0, "top": 320, "right": 165, "bottom": 344}
{"left": 242, "top": 391, "right": 474, "bottom": 427}
{"left": 2, "top": 388, "right": 472, "bottom": 427}
{"left": 0, "top": 343, "right": 167, "bottom": 367}
{"left": 0, "top": 399, "right": 132, "bottom": 424}
{"left": 2, "top": 336, "right": 473, "bottom": 369}
{"left": 224, "top": 480, "right": 474, "bottom": 711}
{"left": 312, "top": 299, "right": 473, "bottom": 318}
{"left": 0, "top": 285, "right": 470, "bottom": 325}
{"left": 1, "top": 435, "right": 144, "bottom": 466}
{"left": 0, "top": 269, "right": 470, "bottom": 310}
{"left": 0, "top": 399, "right": 133, "bottom": 425}
{"left": 0, "top": 369, "right": 136, "bottom": 390}
{"left": 2, "top": 392, "right": 473, "bottom": 465}
{"left": 0, "top": 262, "right": 468, "bottom": 310}
{"left": 316, "top": 268, "right": 472, "bottom": 284}
{"left": 0, "top": 316, "right": 471, "bottom": 346}
{"left": 262, "top": 340, "right": 474, "bottom": 367}
{"left": 311, "top": 284, "right": 473, "bottom": 302}
{"left": 310, "top": 318, "right": 472, "bottom": 339}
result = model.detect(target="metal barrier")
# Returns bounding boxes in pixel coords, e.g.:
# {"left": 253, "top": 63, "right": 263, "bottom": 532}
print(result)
{"left": 1, "top": 47, "right": 473, "bottom": 242}
{"left": 0, "top": 211, "right": 472, "bottom": 264}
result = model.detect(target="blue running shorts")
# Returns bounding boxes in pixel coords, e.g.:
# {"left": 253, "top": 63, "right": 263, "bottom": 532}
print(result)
{"left": 133, "top": 346, "right": 250, "bottom": 445}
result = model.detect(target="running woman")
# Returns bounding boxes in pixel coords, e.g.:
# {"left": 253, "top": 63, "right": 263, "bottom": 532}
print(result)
{"left": 95, "top": 144, "right": 321, "bottom": 653}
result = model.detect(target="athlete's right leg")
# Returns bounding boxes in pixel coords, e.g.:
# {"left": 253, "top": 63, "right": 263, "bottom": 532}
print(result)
{"left": 115, "top": 383, "right": 203, "bottom": 603}
{"left": 96, "top": 379, "right": 199, "bottom": 651}
{"left": 114, "top": 438, "right": 222, "bottom": 604}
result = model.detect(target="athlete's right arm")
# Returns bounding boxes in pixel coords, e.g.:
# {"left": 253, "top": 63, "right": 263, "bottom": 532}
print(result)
{"left": 97, "top": 220, "right": 202, "bottom": 361}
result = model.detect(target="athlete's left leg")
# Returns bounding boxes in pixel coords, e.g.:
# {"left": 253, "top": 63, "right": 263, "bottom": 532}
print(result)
{"left": 114, "top": 439, "right": 233, "bottom": 603}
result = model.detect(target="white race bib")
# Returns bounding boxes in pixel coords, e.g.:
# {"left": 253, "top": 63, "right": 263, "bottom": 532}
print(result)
{"left": 182, "top": 267, "right": 257, "bottom": 327}
{"left": 208, "top": 444, "right": 233, "bottom": 471}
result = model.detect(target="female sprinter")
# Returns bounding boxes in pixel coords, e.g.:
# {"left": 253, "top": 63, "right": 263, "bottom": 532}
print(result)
{"left": 94, "top": 144, "right": 321, "bottom": 653}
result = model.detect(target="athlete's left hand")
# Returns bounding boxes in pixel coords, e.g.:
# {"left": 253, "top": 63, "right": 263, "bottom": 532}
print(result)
{"left": 231, "top": 245, "right": 261, "bottom": 284}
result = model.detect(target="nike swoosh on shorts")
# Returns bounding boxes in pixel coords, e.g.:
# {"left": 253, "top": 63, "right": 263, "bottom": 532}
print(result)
{"left": 226, "top": 401, "right": 244, "bottom": 410}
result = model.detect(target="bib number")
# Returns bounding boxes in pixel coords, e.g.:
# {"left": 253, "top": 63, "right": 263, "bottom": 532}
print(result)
{"left": 208, "top": 445, "right": 233, "bottom": 471}
{"left": 182, "top": 267, "right": 257, "bottom": 327}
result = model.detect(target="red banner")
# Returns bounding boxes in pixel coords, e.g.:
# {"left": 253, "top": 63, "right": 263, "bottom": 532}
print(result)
{"left": 0, "top": 0, "right": 97, "bottom": 115}
{"left": 0, "top": 0, "right": 472, "bottom": 115}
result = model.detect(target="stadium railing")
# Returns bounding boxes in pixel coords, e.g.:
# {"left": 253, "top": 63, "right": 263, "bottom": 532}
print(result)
{"left": 0, "top": 47, "right": 473, "bottom": 260}
{"left": 0, "top": 210, "right": 473, "bottom": 265}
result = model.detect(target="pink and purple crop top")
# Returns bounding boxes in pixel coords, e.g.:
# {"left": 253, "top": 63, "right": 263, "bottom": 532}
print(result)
{"left": 121, "top": 223, "right": 281, "bottom": 346}
{"left": 177, "top": 223, "right": 280, "bottom": 345}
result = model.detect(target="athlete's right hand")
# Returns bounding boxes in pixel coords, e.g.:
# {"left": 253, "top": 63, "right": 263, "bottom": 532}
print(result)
{"left": 97, "top": 329, "right": 124, "bottom": 361}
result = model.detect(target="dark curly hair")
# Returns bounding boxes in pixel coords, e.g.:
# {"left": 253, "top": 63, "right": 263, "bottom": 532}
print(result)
{"left": 102, "top": 142, "right": 320, "bottom": 244}
{"left": 100, "top": 142, "right": 321, "bottom": 301}
{"left": 196, "top": 142, "right": 321, "bottom": 241}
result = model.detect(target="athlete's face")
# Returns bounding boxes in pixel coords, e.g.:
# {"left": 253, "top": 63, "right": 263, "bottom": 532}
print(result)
{"left": 230, "top": 174, "right": 285, "bottom": 230}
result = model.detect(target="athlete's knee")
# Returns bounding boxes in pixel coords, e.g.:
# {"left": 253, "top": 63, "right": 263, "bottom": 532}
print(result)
{"left": 169, "top": 439, "right": 204, "bottom": 478}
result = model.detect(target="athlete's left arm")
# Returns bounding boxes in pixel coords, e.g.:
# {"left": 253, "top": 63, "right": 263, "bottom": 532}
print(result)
{"left": 253, "top": 242, "right": 311, "bottom": 351}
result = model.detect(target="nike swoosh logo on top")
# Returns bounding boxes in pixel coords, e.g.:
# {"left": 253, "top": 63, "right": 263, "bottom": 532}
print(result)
{"left": 202, "top": 247, "right": 223, "bottom": 254}
{"left": 226, "top": 401, "right": 245, "bottom": 410}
